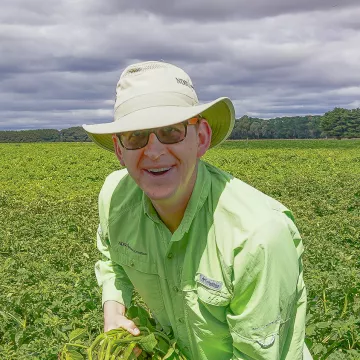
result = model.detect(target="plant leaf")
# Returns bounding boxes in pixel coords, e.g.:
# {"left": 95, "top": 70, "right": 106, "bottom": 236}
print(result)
{"left": 69, "top": 328, "right": 87, "bottom": 342}
{"left": 138, "top": 333, "right": 157, "bottom": 353}
{"left": 65, "top": 350, "right": 84, "bottom": 360}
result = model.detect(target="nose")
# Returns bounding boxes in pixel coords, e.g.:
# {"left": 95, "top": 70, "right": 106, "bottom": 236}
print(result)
{"left": 143, "top": 133, "right": 166, "bottom": 160}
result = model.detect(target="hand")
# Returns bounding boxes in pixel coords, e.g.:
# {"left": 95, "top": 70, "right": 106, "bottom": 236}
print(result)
{"left": 103, "top": 300, "right": 142, "bottom": 357}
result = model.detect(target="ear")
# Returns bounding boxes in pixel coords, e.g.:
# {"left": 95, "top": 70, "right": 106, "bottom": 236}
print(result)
{"left": 196, "top": 119, "right": 212, "bottom": 158}
{"left": 112, "top": 134, "right": 125, "bottom": 166}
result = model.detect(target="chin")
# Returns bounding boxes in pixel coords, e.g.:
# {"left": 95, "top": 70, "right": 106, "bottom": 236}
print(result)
{"left": 144, "top": 187, "right": 176, "bottom": 202}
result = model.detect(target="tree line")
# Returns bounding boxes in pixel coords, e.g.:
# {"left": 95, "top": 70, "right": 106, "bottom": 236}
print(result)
{"left": 0, "top": 127, "right": 91, "bottom": 143}
{"left": 0, "top": 107, "right": 359, "bottom": 143}
{"left": 229, "top": 107, "right": 360, "bottom": 140}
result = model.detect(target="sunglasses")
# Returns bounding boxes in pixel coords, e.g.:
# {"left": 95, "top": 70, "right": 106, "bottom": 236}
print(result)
{"left": 117, "top": 117, "right": 200, "bottom": 150}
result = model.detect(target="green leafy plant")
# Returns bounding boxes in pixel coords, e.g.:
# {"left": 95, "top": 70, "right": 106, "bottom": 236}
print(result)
{"left": 59, "top": 306, "right": 187, "bottom": 360}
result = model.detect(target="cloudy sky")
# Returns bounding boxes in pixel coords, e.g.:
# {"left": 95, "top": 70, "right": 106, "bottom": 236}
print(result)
{"left": 1, "top": 0, "right": 359, "bottom": 131}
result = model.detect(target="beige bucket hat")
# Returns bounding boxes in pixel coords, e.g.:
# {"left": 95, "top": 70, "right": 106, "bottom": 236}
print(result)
{"left": 82, "top": 61, "right": 235, "bottom": 151}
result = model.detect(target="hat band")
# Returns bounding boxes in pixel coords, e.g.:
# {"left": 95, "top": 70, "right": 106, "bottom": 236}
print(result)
{"left": 114, "top": 92, "right": 198, "bottom": 120}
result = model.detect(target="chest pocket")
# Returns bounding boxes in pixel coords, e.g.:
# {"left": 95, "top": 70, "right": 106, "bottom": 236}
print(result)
{"left": 182, "top": 273, "right": 232, "bottom": 340}
{"left": 111, "top": 247, "right": 165, "bottom": 315}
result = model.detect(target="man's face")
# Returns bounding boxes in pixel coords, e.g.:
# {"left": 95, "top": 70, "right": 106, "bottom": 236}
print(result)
{"left": 112, "top": 119, "right": 211, "bottom": 204}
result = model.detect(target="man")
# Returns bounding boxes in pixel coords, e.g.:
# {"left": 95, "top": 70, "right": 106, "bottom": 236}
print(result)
{"left": 83, "top": 61, "right": 312, "bottom": 359}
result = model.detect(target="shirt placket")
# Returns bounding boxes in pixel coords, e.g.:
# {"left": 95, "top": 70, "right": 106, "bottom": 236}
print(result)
{"left": 163, "top": 228, "right": 191, "bottom": 355}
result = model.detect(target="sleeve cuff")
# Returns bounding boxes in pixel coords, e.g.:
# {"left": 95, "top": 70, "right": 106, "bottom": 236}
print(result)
{"left": 101, "top": 278, "right": 133, "bottom": 309}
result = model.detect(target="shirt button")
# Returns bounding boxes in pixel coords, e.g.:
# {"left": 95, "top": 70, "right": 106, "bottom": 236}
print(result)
{"left": 178, "top": 317, "right": 184, "bottom": 323}
{"left": 173, "top": 286, "right": 179, "bottom": 292}
{"left": 130, "top": 260, "right": 135, "bottom": 267}
{"left": 167, "top": 253, "right": 173, "bottom": 259}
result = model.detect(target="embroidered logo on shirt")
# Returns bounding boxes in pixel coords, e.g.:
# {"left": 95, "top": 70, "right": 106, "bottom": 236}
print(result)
{"left": 119, "top": 242, "right": 147, "bottom": 256}
{"left": 198, "top": 274, "right": 223, "bottom": 291}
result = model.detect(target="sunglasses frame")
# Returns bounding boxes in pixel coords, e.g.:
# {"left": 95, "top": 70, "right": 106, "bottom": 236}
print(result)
{"left": 117, "top": 116, "right": 200, "bottom": 150}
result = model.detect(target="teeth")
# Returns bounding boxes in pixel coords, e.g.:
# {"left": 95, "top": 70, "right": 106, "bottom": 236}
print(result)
{"left": 148, "top": 167, "right": 171, "bottom": 173}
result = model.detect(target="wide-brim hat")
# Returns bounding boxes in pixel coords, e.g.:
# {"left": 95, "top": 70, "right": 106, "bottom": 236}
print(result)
{"left": 82, "top": 61, "right": 235, "bottom": 151}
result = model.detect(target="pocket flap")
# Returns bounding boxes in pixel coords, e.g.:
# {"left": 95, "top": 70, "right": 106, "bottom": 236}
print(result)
{"left": 111, "top": 248, "right": 158, "bottom": 275}
{"left": 182, "top": 273, "right": 232, "bottom": 306}
{"left": 196, "top": 283, "right": 231, "bottom": 306}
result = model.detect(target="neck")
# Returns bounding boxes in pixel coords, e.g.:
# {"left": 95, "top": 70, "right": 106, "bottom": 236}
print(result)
{"left": 151, "top": 165, "right": 198, "bottom": 233}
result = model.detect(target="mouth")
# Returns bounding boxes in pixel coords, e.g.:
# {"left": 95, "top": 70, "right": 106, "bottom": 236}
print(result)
{"left": 144, "top": 166, "right": 173, "bottom": 176}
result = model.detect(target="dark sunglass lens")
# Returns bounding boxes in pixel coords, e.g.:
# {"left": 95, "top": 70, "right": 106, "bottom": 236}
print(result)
{"left": 120, "top": 130, "right": 148, "bottom": 149}
{"left": 158, "top": 123, "right": 186, "bottom": 144}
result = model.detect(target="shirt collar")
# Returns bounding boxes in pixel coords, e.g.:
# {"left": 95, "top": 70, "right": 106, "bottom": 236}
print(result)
{"left": 143, "top": 191, "right": 160, "bottom": 223}
{"left": 142, "top": 160, "right": 211, "bottom": 235}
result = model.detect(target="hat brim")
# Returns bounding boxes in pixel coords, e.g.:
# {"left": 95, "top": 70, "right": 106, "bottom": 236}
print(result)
{"left": 82, "top": 97, "right": 235, "bottom": 152}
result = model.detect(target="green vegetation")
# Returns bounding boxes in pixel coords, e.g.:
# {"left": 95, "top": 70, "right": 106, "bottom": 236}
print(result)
{"left": 0, "top": 140, "right": 359, "bottom": 359}
{"left": 230, "top": 114, "right": 323, "bottom": 139}
{"left": 321, "top": 108, "right": 360, "bottom": 139}
{"left": 0, "top": 127, "right": 91, "bottom": 143}
{"left": 1, "top": 107, "right": 359, "bottom": 143}
{"left": 231, "top": 108, "right": 360, "bottom": 140}
{"left": 60, "top": 305, "right": 186, "bottom": 359}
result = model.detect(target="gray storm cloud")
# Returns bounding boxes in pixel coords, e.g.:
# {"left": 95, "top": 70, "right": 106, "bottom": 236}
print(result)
{"left": 0, "top": 0, "right": 359, "bottom": 130}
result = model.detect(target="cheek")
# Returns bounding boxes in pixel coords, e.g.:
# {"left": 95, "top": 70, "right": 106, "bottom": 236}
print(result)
{"left": 187, "top": 130, "right": 200, "bottom": 155}
{"left": 122, "top": 152, "right": 141, "bottom": 173}
{"left": 185, "top": 139, "right": 199, "bottom": 159}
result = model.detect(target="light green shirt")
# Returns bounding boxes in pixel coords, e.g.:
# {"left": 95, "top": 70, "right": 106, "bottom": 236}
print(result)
{"left": 95, "top": 160, "right": 310, "bottom": 359}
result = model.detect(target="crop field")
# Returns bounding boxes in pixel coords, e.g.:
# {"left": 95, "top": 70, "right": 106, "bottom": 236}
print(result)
{"left": 0, "top": 140, "right": 359, "bottom": 359}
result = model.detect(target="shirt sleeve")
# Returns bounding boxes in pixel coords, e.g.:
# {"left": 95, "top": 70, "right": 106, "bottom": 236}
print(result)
{"left": 95, "top": 223, "right": 134, "bottom": 308}
{"left": 226, "top": 214, "right": 306, "bottom": 360}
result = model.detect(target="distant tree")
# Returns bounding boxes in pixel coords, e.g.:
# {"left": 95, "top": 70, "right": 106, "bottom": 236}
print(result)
{"left": 229, "top": 119, "right": 242, "bottom": 139}
{"left": 259, "top": 121, "right": 268, "bottom": 138}
{"left": 238, "top": 115, "right": 251, "bottom": 138}
{"left": 265, "top": 120, "right": 277, "bottom": 138}
{"left": 344, "top": 109, "right": 360, "bottom": 138}
{"left": 308, "top": 115, "right": 322, "bottom": 138}
{"left": 0, "top": 129, "right": 60, "bottom": 142}
{"left": 0, "top": 127, "right": 91, "bottom": 143}
{"left": 249, "top": 121, "right": 261, "bottom": 139}
{"left": 228, "top": 110, "right": 359, "bottom": 140}
{"left": 321, "top": 107, "right": 360, "bottom": 139}
{"left": 60, "top": 127, "right": 91, "bottom": 142}
{"left": 228, "top": 114, "right": 327, "bottom": 140}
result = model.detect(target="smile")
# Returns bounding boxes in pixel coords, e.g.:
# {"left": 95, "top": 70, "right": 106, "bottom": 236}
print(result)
{"left": 144, "top": 167, "right": 173, "bottom": 176}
